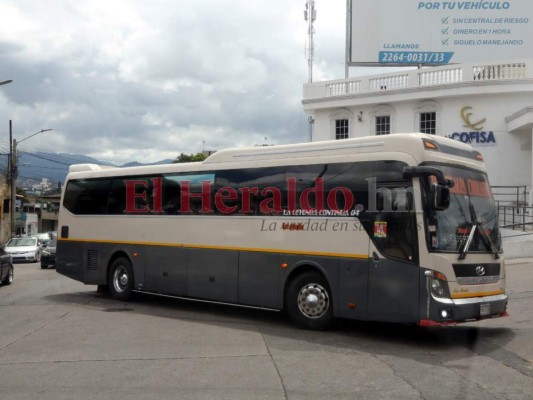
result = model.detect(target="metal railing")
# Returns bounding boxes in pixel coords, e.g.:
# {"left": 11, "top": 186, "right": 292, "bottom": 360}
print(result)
{"left": 492, "top": 185, "right": 528, "bottom": 206}
{"left": 492, "top": 185, "right": 531, "bottom": 231}
{"left": 497, "top": 205, "right": 533, "bottom": 231}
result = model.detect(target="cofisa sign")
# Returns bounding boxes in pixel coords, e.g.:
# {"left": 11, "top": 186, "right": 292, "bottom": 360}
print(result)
{"left": 447, "top": 131, "right": 496, "bottom": 145}
{"left": 447, "top": 106, "right": 496, "bottom": 146}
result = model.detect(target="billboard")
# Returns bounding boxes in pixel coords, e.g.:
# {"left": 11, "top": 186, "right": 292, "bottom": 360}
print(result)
{"left": 348, "top": 0, "right": 532, "bottom": 65}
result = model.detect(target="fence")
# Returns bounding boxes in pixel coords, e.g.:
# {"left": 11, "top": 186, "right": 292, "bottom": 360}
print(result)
{"left": 303, "top": 59, "right": 532, "bottom": 101}
{"left": 492, "top": 186, "right": 532, "bottom": 231}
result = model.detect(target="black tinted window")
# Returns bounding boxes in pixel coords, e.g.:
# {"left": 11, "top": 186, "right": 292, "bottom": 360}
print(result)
{"left": 63, "top": 179, "right": 111, "bottom": 215}
{"left": 215, "top": 167, "right": 286, "bottom": 215}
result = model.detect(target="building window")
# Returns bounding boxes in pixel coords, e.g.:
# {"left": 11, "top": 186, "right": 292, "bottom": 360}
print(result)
{"left": 420, "top": 112, "right": 437, "bottom": 134}
{"left": 376, "top": 115, "right": 391, "bottom": 135}
{"left": 335, "top": 119, "right": 349, "bottom": 140}
{"left": 415, "top": 101, "right": 441, "bottom": 136}
{"left": 372, "top": 104, "right": 396, "bottom": 136}
{"left": 329, "top": 109, "right": 353, "bottom": 141}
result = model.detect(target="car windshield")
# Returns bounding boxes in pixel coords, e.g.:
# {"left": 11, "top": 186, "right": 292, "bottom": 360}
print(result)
{"left": 424, "top": 165, "right": 501, "bottom": 254}
{"left": 7, "top": 238, "right": 37, "bottom": 247}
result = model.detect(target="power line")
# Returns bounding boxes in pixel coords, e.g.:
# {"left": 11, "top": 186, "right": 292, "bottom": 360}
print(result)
{"left": 17, "top": 151, "right": 73, "bottom": 166}
{"left": 20, "top": 165, "right": 66, "bottom": 171}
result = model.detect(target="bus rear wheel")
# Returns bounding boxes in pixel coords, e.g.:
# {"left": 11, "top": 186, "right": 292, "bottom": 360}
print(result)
{"left": 286, "top": 271, "right": 333, "bottom": 330}
{"left": 108, "top": 257, "right": 134, "bottom": 301}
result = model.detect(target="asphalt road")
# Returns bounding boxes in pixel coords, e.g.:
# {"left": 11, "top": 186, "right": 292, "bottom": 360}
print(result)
{"left": 0, "top": 260, "right": 532, "bottom": 400}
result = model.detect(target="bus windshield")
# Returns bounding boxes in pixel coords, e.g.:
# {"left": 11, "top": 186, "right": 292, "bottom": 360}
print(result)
{"left": 425, "top": 165, "right": 501, "bottom": 255}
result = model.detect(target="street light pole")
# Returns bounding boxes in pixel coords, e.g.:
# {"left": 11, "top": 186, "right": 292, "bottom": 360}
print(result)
{"left": 9, "top": 122, "right": 53, "bottom": 237}
{"left": 10, "top": 121, "right": 16, "bottom": 237}
{"left": 1, "top": 80, "right": 13, "bottom": 239}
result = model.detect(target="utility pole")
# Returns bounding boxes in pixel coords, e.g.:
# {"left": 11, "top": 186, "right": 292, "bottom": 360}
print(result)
{"left": 9, "top": 120, "right": 16, "bottom": 237}
{"left": 1, "top": 80, "right": 12, "bottom": 240}
{"left": 8, "top": 122, "right": 53, "bottom": 237}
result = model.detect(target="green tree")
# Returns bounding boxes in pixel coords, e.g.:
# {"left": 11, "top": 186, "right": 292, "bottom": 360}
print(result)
{"left": 173, "top": 152, "right": 207, "bottom": 163}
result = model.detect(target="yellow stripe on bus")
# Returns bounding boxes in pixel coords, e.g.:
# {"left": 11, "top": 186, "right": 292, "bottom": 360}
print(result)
{"left": 451, "top": 290, "right": 505, "bottom": 299}
{"left": 58, "top": 237, "right": 368, "bottom": 260}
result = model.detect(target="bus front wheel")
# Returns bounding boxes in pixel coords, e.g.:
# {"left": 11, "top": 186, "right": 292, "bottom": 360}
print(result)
{"left": 108, "top": 257, "right": 134, "bottom": 301}
{"left": 286, "top": 271, "right": 333, "bottom": 330}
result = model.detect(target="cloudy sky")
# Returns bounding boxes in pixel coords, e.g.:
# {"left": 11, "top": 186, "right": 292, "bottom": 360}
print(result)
{"left": 0, "top": 0, "right": 364, "bottom": 165}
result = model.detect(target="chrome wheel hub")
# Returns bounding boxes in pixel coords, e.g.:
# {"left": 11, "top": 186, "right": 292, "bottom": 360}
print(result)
{"left": 297, "top": 283, "right": 329, "bottom": 319}
{"left": 113, "top": 266, "right": 129, "bottom": 293}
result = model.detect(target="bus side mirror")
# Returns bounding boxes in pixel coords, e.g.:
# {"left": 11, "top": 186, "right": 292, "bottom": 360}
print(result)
{"left": 432, "top": 184, "right": 450, "bottom": 210}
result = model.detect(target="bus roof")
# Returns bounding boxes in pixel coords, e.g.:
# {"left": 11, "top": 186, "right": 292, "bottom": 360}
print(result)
{"left": 203, "top": 133, "right": 480, "bottom": 163}
{"left": 66, "top": 133, "right": 485, "bottom": 178}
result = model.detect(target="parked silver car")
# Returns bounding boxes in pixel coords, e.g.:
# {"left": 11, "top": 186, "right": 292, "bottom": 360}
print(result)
{"left": 4, "top": 237, "right": 42, "bottom": 263}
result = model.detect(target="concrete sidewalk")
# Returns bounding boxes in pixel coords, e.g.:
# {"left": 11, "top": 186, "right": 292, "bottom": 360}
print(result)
{"left": 502, "top": 228, "right": 533, "bottom": 259}
{"left": 505, "top": 258, "right": 533, "bottom": 265}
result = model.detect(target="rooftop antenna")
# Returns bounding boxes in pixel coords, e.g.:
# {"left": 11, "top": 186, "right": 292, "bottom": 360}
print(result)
{"left": 304, "top": 0, "right": 316, "bottom": 84}
{"left": 304, "top": 0, "right": 316, "bottom": 142}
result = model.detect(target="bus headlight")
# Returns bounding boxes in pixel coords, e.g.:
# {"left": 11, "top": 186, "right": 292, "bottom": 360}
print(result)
{"left": 427, "top": 270, "right": 451, "bottom": 299}
{"left": 431, "top": 279, "right": 445, "bottom": 297}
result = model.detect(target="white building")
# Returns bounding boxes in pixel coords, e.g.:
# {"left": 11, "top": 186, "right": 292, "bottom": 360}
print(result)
{"left": 31, "top": 177, "right": 52, "bottom": 194}
{"left": 303, "top": 59, "right": 533, "bottom": 204}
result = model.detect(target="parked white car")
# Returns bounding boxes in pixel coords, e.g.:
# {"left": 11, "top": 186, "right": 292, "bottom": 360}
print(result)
{"left": 4, "top": 237, "right": 42, "bottom": 263}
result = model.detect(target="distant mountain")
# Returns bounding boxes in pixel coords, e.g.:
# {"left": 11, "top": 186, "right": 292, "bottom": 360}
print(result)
{"left": 120, "top": 160, "right": 174, "bottom": 168}
{"left": 17, "top": 151, "right": 174, "bottom": 186}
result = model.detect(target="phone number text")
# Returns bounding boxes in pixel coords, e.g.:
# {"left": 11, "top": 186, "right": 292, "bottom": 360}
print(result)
{"left": 378, "top": 51, "right": 454, "bottom": 64}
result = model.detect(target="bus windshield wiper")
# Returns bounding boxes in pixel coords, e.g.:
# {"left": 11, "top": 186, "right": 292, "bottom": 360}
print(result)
{"left": 459, "top": 200, "right": 499, "bottom": 260}
{"left": 475, "top": 219, "right": 500, "bottom": 260}
{"left": 454, "top": 192, "right": 473, "bottom": 260}
{"left": 458, "top": 222, "right": 477, "bottom": 260}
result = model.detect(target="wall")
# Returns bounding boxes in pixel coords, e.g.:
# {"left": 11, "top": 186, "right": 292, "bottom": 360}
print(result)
{"left": 309, "top": 91, "right": 532, "bottom": 192}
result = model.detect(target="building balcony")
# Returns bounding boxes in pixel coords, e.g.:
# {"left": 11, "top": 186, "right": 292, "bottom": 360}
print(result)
{"left": 41, "top": 210, "right": 59, "bottom": 221}
{"left": 303, "top": 59, "right": 533, "bottom": 110}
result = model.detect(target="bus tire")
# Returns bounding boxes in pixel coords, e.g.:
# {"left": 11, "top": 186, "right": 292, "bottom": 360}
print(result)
{"left": 108, "top": 257, "right": 134, "bottom": 301}
{"left": 286, "top": 271, "right": 333, "bottom": 330}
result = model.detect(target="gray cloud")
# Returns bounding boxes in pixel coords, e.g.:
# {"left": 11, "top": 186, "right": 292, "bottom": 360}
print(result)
{"left": 0, "top": 0, "right": 345, "bottom": 164}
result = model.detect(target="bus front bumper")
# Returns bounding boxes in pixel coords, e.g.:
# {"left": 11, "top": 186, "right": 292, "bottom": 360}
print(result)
{"left": 419, "top": 293, "right": 508, "bottom": 327}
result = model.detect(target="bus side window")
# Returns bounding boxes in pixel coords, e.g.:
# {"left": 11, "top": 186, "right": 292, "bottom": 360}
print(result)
{"left": 163, "top": 193, "right": 181, "bottom": 214}
{"left": 65, "top": 179, "right": 111, "bottom": 215}
{"left": 75, "top": 190, "right": 98, "bottom": 214}
{"left": 215, "top": 167, "right": 285, "bottom": 215}
{"left": 321, "top": 162, "right": 374, "bottom": 216}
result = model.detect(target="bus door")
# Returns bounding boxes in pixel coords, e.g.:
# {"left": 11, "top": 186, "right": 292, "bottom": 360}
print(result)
{"left": 366, "top": 184, "right": 420, "bottom": 323}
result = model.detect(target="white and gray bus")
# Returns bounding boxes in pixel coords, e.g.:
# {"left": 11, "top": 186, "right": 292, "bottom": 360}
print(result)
{"left": 56, "top": 133, "right": 507, "bottom": 329}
